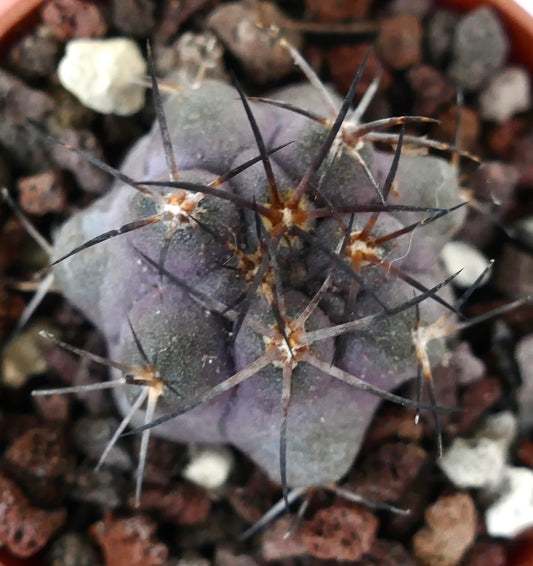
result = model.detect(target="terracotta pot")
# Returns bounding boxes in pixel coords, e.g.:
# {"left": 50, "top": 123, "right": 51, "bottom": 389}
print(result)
{"left": 0, "top": 0, "right": 45, "bottom": 49}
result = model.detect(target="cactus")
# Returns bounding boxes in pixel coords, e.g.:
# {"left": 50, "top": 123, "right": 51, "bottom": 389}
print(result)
{"left": 39, "top": 53, "right": 471, "bottom": 504}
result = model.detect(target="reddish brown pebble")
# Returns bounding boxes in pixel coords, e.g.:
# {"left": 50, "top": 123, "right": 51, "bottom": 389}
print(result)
{"left": 4, "top": 426, "right": 74, "bottom": 505}
{"left": 32, "top": 392, "right": 70, "bottom": 423}
{"left": 207, "top": 1, "right": 303, "bottom": 84}
{"left": 413, "top": 493, "right": 477, "bottom": 566}
{"left": 227, "top": 468, "right": 279, "bottom": 525}
{"left": 41, "top": 0, "right": 108, "bottom": 41}
{"left": 17, "top": 171, "right": 67, "bottom": 216}
{"left": 364, "top": 406, "right": 422, "bottom": 447}
{"left": 359, "top": 539, "right": 417, "bottom": 566}
{"left": 90, "top": 514, "right": 168, "bottom": 566}
{"left": 327, "top": 44, "right": 392, "bottom": 98}
{"left": 7, "top": 26, "right": 60, "bottom": 78}
{"left": 450, "top": 378, "right": 502, "bottom": 437}
{"left": 0, "top": 474, "right": 66, "bottom": 559}
{"left": 512, "top": 131, "right": 533, "bottom": 186}
{"left": 305, "top": 0, "right": 371, "bottom": 21}
{"left": 495, "top": 244, "right": 533, "bottom": 298}
{"left": 407, "top": 64, "right": 455, "bottom": 116}
{"left": 131, "top": 484, "right": 210, "bottom": 526}
{"left": 262, "top": 516, "right": 308, "bottom": 561}
{"left": 0, "top": 283, "right": 24, "bottom": 342}
{"left": 507, "top": 527, "right": 533, "bottom": 566}
{"left": 488, "top": 118, "right": 527, "bottom": 157}
{"left": 348, "top": 442, "right": 429, "bottom": 505}
{"left": 462, "top": 539, "right": 506, "bottom": 566}
{"left": 300, "top": 500, "right": 378, "bottom": 561}
{"left": 377, "top": 14, "right": 422, "bottom": 70}
{"left": 51, "top": 128, "right": 110, "bottom": 194}
{"left": 435, "top": 105, "right": 480, "bottom": 153}
{"left": 517, "top": 439, "right": 533, "bottom": 469}
{"left": 216, "top": 545, "right": 260, "bottom": 566}
{"left": 111, "top": 0, "right": 156, "bottom": 37}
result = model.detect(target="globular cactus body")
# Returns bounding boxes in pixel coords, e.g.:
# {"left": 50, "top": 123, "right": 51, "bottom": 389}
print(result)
{"left": 51, "top": 76, "right": 465, "bottom": 488}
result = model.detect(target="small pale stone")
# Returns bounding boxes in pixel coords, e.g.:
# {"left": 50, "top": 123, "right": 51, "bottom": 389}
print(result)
{"left": 517, "top": 335, "right": 533, "bottom": 430}
{"left": 479, "top": 67, "right": 531, "bottom": 123}
{"left": 182, "top": 446, "right": 234, "bottom": 490}
{"left": 440, "top": 241, "right": 490, "bottom": 288}
{"left": 486, "top": 467, "right": 533, "bottom": 538}
{"left": 58, "top": 38, "right": 146, "bottom": 115}
{"left": 449, "top": 6, "right": 509, "bottom": 90}
{"left": 439, "top": 437, "right": 506, "bottom": 490}
{"left": 413, "top": 493, "right": 476, "bottom": 566}
{"left": 2, "top": 322, "right": 57, "bottom": 388}
{"left": 439, "top": 412, "right": 516, "bottom": 490}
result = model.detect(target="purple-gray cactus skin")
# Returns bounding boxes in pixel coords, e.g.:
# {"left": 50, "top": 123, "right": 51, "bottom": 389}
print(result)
{"left": 50, "top": 75, "right": 466, "bottom": 488}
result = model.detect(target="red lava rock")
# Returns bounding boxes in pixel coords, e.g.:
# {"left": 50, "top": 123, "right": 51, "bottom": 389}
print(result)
{"left": 387, "top": 0, "right": 432, "bottom": 17}
{"left": 111, "top": 0, "right": 156, "bottom": 37}
{"left": 51, "top": 128, "right": 110, "bottom": 194}
{"left": 507, "top": 527, "right": 533, "bottom": 566}
{"left": 132, "top": 436, "right": 183, "bottom": 488}
{"left": 262, "top": 515, "right": 308, "bottom": 561}
{"left": 495, "top": 244, "right": 533, "bottom": 298}
{"left": 448, "top": 377, "right": 502, "bottom": 438}
{"left": 0, "top": 283, "right": 24, "bottom": 342}
{"left": 130, "top": 483, "right": 210, "bottom": 526}
{"left": 0, "top": 70, "right": 55, "bottom": 173}
{"left": 435, "top": 104, "right": 481, "bottom": 153}
{"left": 216, "top": 545, "right": 260, "bottom": 566}
{"left": 155, "top": 0, "right": 214, "bottom": 44}
{"left": 517, "top": 439, "right": 533, "bottom": 469}
{"left": 462, "top": 539, "right": 506, "bottom": 566}
{"left": 300, "top": 500, "right": 378, "bottom": 562}
{"left": 512, "top": 131, "right": 533, "bottom": 186}
{"left": 90, "top": 514, "right": 168, "bottom": 566}
{"left": 0, "top": 547, "right": 45, "bottom": 565}
{"left": 46, "top": 532, "right": 99, "bottom": 566}
{"left": 305, "top": 0, "right": 371, "bottom": 21}
{"left": 17, "top": 170, "right": 67, "bottom": 216}
{"left": 207, "top": 1, "right": 303, "bottom": 84}
{"left": 427, "top": 9, "right": 458, "bottom": 65}
{"left": 0, "top": 473, "right": 66, "bottom": 559}
{"left": 41, "top": 0, "right": 108, "bottom": 41}
{"left": 32, "top": 392, "right": 70, "bottom": 423}
{"left": 377, "top": 14, "right": 422, "bottom": 70}
{"left": 227, "top": 468, "right": 279, "bottom": 525}
{"left": 364, "top": 406, "right": 422, "bottom": 447}
{"left": 413, "top": 493, "right": 477, "bottom": 566}
{"left": 358, "top": 539, "right": 417, "bottom": 566}
{"left": 327, "top": 44, "right": 392, "bottom": 98}
{"left": 349, "top": 442, "right": 429, "bottom": 503}
{"left": 7, "top": 26, "right": 60, "bottom": 79}
{"left": 407, "top": 64, "right": 455, "bottom": 116}
{"left": 488, "top": 118, "right": 528, "bottom": 157}
{"left": 4, "top": 426, "right": 74, "bottom": 505}
{"left": 349, "top": 442, "right": 429, "bottom": 505}
{"left": 457, "top": 162, "right": 520, "bottom": 248}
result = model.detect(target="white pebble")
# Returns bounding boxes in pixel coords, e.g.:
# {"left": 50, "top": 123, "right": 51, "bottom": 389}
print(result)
{"left": 440, "top": 240, "right": 491, "bottom": 288}
{"left": 58, "top": 38, "right": 146, "bottom": 115}
{"left": 439, "top": 437, "right": 507, "bottom": 490}
{"left": 485, "top": 467, "right": 533, "bottom": 538}
{"left": 182, "top": 446, "right": 234, "bottom": 490}
{"left": 479, "top": 67, "right": 531, "bottom": 123}
{"left": 439, "top": 411, "right": 516, "bottom": 490}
